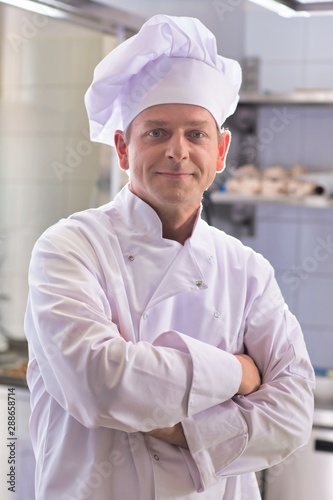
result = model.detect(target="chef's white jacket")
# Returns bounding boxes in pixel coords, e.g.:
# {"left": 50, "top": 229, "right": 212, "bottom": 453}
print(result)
{"left": 25, "top": 184, "right": 315, "bottom": 500}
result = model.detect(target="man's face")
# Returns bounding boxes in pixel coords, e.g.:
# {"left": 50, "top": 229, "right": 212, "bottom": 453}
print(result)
{"left": 114, "top": 103, "right": 230, "bottom": 217}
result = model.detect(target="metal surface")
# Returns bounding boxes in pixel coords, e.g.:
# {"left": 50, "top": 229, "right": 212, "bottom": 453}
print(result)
{"left": 265, "top": 404, "right": 333, "bottom": 500}
{"left": 313, "top": 405, "right": 333, "bottom": 428}
{"left": 275, "top": 0, "right": 333, "bottom": 12}
{"left": 0, "top": 0, "right": 144, "bottom": 35}
{"left": 240, "top": 90, "right": 333, "bottom": 105}
{"left": 210, "top": 191, "right": 333, "bottom": 208}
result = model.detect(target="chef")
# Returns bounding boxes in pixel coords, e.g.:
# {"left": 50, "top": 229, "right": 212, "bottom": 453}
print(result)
{"left": 25, "top": 14, "right": 314, "bottom": 500}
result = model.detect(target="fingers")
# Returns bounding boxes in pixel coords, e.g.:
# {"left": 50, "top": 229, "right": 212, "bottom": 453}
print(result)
{"left": 235, "top": 354, "right": 261, "bottom": 395}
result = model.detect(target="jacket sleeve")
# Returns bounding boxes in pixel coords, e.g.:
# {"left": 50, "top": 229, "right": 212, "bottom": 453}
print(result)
{"left": 25, "top": 225, "right": 242, "bottom": 432}
{"left": 180, "top": 267, "right": 315, "bottom": 492}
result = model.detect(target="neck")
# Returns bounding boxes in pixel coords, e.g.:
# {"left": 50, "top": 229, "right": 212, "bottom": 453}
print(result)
{"left": 157, "top": 207, "right": 200, "bottom": 245}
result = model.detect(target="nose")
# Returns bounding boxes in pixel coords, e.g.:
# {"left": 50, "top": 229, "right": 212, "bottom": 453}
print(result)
{"left": 165, "top": 132, "right": 189, "bottom": 162}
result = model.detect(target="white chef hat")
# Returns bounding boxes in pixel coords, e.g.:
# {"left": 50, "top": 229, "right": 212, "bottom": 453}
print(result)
{"left": 85, "top": 14, "right": 242, "bottom": 147}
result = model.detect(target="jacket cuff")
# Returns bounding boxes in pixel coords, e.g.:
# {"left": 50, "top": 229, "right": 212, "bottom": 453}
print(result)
{"left": 153, "top": 330, "right": 242, "bottom": 416}
{"left": 181, "top": 401, "right": 248, "bottom": 490}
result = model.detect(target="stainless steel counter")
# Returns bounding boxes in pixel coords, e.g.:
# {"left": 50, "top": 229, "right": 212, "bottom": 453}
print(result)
{"left": 264, "top": 402, "right": 333, "bottom": 500}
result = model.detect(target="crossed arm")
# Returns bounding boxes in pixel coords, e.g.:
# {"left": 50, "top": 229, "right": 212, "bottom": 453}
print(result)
{"left": 144, "top": 353, "right": 261, "bottom": 448}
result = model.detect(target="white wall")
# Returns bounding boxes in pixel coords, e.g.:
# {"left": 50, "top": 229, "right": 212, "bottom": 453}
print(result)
{"left": 0, "top": 6, "right": 116, "bottom": 340}
{"left": 95, "top": 0, "right": 247, "bottom": 60}
{"left": 245, "top": 2, "right": 333, "bottom": 92}
{"left": 241, "top": 204, "right": 333, "bottom": 371}
{"left": 0, "top": 2, "right": 247, "bottom": 341}
{"left": 97, "top": 0, "right": 333, "bottom": 91}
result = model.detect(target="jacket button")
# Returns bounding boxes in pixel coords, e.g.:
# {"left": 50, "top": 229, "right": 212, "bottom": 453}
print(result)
{"left": 128, "top": 254, "right": 135, "bottom": 261}
{"left": 195, "top": 280, "right": 204, "bottom": 288}
{"left": 154, "top": 454, "right": 159, "bottom": 461}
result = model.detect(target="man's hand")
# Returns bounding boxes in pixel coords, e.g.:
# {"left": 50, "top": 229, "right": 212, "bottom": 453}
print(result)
{"left": 143, "top": 355, "right": 260, "bottom": 449}
{"left": 143, "top": 423, "right": 188, "bottom": 449}
{"left": 235, "top": 354, "right": 261, "bottom": 395}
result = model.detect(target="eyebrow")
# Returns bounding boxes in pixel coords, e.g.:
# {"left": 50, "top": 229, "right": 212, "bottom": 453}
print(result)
{"left": 143, "top": 119, "right": 211, "bottom": 128}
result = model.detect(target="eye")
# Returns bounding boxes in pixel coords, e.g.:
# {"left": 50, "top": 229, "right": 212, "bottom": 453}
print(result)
{"left": 148, "top": 129, "right": 162, "bottom": 138}
{"left": 189, "top": 131, "right": 205, "bottom": 139}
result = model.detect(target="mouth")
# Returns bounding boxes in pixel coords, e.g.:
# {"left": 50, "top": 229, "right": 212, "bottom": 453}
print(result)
{"left": 157, "top": 172, "right": 193, "bottom": 179}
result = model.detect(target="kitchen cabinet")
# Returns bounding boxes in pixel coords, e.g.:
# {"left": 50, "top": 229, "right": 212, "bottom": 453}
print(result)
{"left": 0, "top": 385, "right": 35, "bottom": 499}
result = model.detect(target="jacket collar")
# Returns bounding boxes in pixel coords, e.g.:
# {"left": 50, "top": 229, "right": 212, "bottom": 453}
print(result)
{"left": 112, "top": 183, "right": 208, "bottom": 246}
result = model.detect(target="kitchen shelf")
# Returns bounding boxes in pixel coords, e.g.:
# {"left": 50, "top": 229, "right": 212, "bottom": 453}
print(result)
{"left": 210, "top": 191, "right": 333, "bottom": 208}
{"left": 239, "top": 90, "right": 333, "bottom": 105}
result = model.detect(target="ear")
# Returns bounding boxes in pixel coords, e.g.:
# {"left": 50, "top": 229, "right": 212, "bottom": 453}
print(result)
{"left": 114, "top": 130, "right": 129, "bottom": 171}
{"left": 216, "top": 129, "right": 231, "bottom": 173}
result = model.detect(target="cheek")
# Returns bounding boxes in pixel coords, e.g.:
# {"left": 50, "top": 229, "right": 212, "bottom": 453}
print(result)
{"left": 127, "top": 154, "right": 146, "bottom": 184}
{"left": 202, "top": 154, "right": 219, "bottom": 176}
{"left": 126, "top": 147, "right": 136, "bottom": 167}
{"left": 201, "top": 162, "right": 219, "bottom": 189}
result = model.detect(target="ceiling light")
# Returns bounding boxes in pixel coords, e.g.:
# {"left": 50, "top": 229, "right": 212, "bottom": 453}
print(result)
{"left": 249, "top": 0, "right": 333, "bottom": 15}
{"left": 0, "top": 0, "right": 65, "bottom": 18}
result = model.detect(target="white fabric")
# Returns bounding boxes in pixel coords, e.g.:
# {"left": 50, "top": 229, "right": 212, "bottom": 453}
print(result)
{"left": 25, "top": 185, "right": 314, "bottom": 500}
{"left": 85, "top": 14, "right": 241, "bottom": 146}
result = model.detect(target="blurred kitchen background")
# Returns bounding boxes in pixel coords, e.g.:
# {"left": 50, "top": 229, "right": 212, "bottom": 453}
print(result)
{"left": 0, "top": 1, "right": 333, "bottom": 499}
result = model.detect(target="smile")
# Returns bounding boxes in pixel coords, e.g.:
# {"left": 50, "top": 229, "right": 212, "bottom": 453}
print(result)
{"left": 157, "top": 172, "right": 193, "bottom": 178}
